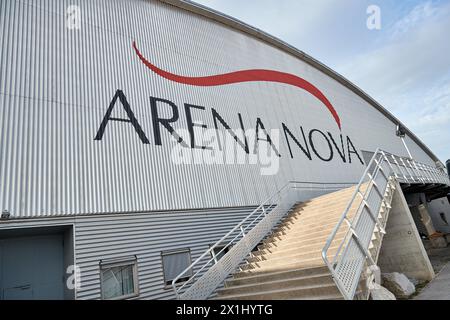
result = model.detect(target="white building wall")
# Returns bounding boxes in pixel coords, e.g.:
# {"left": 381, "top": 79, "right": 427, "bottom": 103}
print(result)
{"left": 0, "top": 0, "right": 445, "bottom": 301}
{"left": 0, "top": 0, "right": 438, "bottom": 219}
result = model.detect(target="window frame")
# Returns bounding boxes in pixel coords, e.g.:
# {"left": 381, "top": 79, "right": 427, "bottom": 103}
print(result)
{"left": 161, "top": 248, "right": 193, "bottom": 288}
{"left": 99, "top": 256, "right": 139, "bottom": 300}
{"left": 210, "top": 244, "right": 231, "bottom": 264}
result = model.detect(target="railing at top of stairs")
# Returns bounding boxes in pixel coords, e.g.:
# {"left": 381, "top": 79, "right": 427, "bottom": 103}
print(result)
{"left": 172, "top": 181, "right": 356, "bottom": 300}
{"left": 322, "top": 148, "right": 450, "bottom": 300}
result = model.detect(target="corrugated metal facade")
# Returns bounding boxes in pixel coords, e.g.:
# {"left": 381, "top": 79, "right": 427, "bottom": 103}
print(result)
{"left": 0, "top": 207, "right": 268, "bottom": 300}
{"left": 0, "top": 0, "right": 442, "bottom": 300}
{"left": 73, "top": 207, "right": 258, "bottom": 300}
{"left": 0, "top": 185, "right": 344, "bottom": 300}
{"left": 0, "top": 206, "right": 263, "bottom": 299}
{"left": 0, "top": 0, "right": 436, "bottom": 218}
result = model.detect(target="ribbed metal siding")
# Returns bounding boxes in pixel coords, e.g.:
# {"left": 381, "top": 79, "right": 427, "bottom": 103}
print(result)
{"left": 0, "top": 0, "right": 435, "bottom": 218}
{"left": 73, "top": 207, "right": 260, "bottom": 300}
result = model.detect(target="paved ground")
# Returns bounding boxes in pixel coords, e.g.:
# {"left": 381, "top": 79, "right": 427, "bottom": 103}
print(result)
{"left": 414, "top": 262, "right": 450, "bottom": 299}
{"left": 413, "top": 239, "right": 450, "bottom": 300}
{"left": 422, "top": 239, "right": 450, "bottom": 273}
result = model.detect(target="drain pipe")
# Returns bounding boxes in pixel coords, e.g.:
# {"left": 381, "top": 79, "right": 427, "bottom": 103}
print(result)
{"left": 447, "top": 160, "right": 450, "bottom": 204}
{"left": 396, "top": 124, "right": 412, "bottom": 159}
{"left": 401, "top": 137, "right": 413, "bottom": 159}
{"left": 446, "top": 159, "right": 450, "bottom": 179}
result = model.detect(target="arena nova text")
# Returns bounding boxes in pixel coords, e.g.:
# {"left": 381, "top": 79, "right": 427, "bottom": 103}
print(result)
{"left": 95, "top": 89, "right": 364, "bottom": 165}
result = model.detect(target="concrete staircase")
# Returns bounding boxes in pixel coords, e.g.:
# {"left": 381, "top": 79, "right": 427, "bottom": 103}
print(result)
{"left": 215, "top": 184, "right": 387, "bottom": 300}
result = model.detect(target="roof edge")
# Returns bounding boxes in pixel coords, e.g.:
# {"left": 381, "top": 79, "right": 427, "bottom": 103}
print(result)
{"left": 159, "top": 0, "right": 440, "bottom": 163}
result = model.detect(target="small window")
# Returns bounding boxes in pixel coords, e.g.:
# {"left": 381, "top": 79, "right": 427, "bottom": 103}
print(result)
{"left": 161, "top": 249, "right": 192, "bottom": 286}
{"left": 210, "top": 244, "right": 230, "bottom": 263}
{"left": 100, "top": 256, "right": 139, "bottom": 300}
{"left": 439, "top": 212, "right": 449, "bottom": 226}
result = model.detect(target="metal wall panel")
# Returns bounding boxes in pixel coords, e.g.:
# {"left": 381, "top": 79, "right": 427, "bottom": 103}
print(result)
{"left": 73, "top": 207, "right": 259, "bottom": 300}
{"left": 0, "top": 0, "right": 437, "bottom": 218}
{"left": 0, "top": 207, "right": 263, "bottom": 300}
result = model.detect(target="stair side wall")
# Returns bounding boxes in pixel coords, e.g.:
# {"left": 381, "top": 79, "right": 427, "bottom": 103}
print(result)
{"left": 377, "top": 182, "right": 435, "bottom": 281}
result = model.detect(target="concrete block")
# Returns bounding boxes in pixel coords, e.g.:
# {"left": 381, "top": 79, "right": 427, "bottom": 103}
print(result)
{"left": 418, "top": 204, "right": 436, "bottom": 236}
{"left": 382, "top": 272, "right": 415, "bottom": 298}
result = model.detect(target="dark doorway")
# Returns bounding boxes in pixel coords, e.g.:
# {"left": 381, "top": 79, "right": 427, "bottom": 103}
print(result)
{"left": 0, "top": 226, "right": 74, "bottom": 300}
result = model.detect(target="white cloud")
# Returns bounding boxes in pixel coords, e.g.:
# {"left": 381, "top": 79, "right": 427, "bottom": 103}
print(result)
{"left": 410, "top": 79, "right": 450, "bottom": 154}
{"left": 194, "top": 0, "right": 338, "bottom": 40}
{"left": 194, "top": 0, "right": 450, "bottom": 161}
{"left": 193, "top": 0, "right": 361, "bottom": 63}
{"left": 389, "top": 1, "right": 440, "bottom": 38}
{"left": 336, "top": 1, "right": 450, "bottom": 161}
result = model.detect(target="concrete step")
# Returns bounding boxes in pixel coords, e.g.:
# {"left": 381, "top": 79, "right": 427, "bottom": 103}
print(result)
{"left": 270, "top": 220, "right": 347, "bottom": 239}
{"left": 264, "top": 223, "right": 348, "bottom": 244}
{"left": 260, "top": 228, "right": 347, "bottom": 251}
{"left": 283, "top": 203, "right": 360, "bottom": 225}
{"left": 253, "top": 239, "right": 342, "bottom": 259}
{"left": 288, "top": 201, "right": 358, "bottom": 218}
{"left": 257, "top": 235, "right": 332, "bottom": 253}
{"left": 241, "top": 255, "right": 327, "bottom": 273}
{"left": 291, "top": 200, "right": 355, "bottom": 215}
{"left": 279, "top": 212, "right": 344, "bottom": 227}
{"left": 219, "top": 273, "right": 334, "bottom": 297}
{"left": 281, "top": 215, "right": 352, "bottom": 232}
{"left": 249, "top": 242, "right": 340, "bottom": 262}
{"left": 231, "top": 265, "right": 329, "bottom": 283}
{"left": 216, "top": 282, "right": 341, "bottom": 300}
{"left": 254, "top": 231, "right": 378, "bottom": 270}
{"left": 245, "top": 245, "right": 339, "bottom": 267}
{"left": 293, "top": 196, "right": 351, "bottom": 211}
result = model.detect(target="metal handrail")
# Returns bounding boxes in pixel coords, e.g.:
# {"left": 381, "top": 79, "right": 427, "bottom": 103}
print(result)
{"left": 172, "top": 180, "right": 357, "bottom": 299}
{"left": 322, "top": 148, "right": 450, "bottom": 300}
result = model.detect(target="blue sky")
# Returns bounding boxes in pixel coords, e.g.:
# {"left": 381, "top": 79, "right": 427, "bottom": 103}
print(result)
{"left": 194, "top": 0, "right": 450, "bottom": 163}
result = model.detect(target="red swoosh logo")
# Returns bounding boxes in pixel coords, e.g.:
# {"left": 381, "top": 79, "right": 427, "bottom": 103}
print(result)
{"left": 133, "top": 41, "right": 341, "bottom": 129}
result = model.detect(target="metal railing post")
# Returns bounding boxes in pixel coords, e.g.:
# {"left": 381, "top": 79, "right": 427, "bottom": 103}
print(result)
{"left": 391, "top": 155, "right": 408, "bottom": 183}
{"left": 399, "top": 157, "right": 415, "bottom": 181}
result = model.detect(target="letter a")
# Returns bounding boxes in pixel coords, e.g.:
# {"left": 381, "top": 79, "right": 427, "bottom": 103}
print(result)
{"left": 94, "top": 89, "right": 150, "bottom": 144}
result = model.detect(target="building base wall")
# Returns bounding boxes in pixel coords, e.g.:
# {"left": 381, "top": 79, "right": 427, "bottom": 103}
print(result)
{"left": 0, "top": 206, "right": 265, "bottom": 300}
{"left": 0, "top": 226, "right": 74, "bottom": 300}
